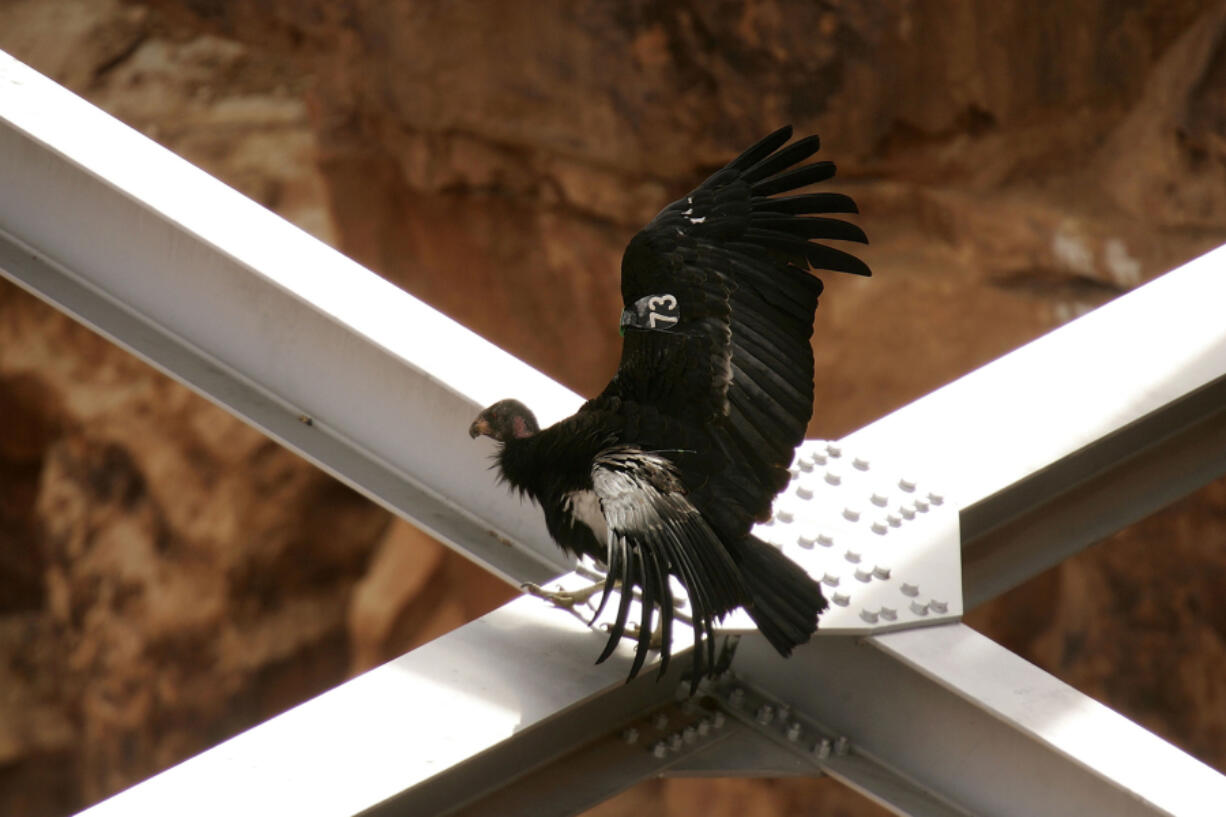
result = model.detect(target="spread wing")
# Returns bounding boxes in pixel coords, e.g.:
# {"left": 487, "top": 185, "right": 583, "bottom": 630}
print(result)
{"left": 599, "top": 126, "right": 870, "bottom": 527}
{"left": 587, "top": 447, "right": 750, "bottom": 680}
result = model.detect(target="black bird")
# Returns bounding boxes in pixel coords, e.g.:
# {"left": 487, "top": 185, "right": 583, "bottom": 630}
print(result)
{"left": 469, "top": 126, "right": 870, "bottom": 684}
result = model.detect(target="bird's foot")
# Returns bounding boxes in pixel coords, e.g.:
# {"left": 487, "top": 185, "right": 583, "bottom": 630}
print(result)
{"left": 521, "top": 580, "right": 606, "bottom": 611}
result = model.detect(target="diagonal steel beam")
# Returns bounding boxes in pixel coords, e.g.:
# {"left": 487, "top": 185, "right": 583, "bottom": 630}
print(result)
{"left": 74, "top": 616, "right": 1226, "bottom": 817}
{"left": 837, "top": 245, "right": 1226, "bottom": 608}
{"left": 728, "top": 625, "right": 1226, "bottom": 817}
{"left": 959, "top": 371, "right": 1226, "bottom": 606}
{"left": 0, "top": 50, "right": 580, "bottom": 587}
{"left": 69, "top": 597, "right": 678, "bottom": 817}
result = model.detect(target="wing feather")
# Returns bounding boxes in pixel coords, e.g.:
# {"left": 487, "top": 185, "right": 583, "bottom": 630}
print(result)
{"left": 742, "top": 134, "right": 821, "bottom": 182}
{"left": 596, "top": 535, "right": 637, "bottom": 665}
{"left": 748, "top": 215, "right": 869, "bottom": 244}
{"left": 632, "top": 544, "right": 658, "bottom": 678}
{"left": 753, "top": 192, "right": 859, "bottom": 215}
{"left": 750, "top": 161, "right": 837, "bottom": 196}
{"left": 803, "top": 243, "right": 873, "bottom": 277}
{"left": 724, "top": 125, "right": 795, "bottom": 173}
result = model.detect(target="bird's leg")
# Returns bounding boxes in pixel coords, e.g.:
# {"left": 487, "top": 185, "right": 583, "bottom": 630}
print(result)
{"left": 620, "top": 619, "right": 665, "bottom": 651}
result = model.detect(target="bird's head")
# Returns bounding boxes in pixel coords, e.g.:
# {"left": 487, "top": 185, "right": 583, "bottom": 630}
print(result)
{"left": 468, "top": 399, "right": 540, "bottom": 443}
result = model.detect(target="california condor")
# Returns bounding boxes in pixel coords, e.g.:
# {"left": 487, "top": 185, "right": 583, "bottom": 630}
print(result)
{"left": 470, "top": 125, "right": 870, "bottom": 685}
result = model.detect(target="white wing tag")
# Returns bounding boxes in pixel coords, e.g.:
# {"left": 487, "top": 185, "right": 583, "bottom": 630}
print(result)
{"left": 620, "top": 293, "right": 680, "bottom": 333}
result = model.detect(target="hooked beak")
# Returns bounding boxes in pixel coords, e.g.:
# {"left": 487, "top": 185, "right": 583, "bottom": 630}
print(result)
{"left": 469, "top": 417, "right": 491, "bottom": 439}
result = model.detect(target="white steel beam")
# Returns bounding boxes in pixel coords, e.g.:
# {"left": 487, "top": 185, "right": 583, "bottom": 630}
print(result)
{"left": 0, "top": 51, "right": 579, "bottom": 587}
{"left": 727, "top": 625, "right": 1226, "bottom": 817}
{"left": 3, "top": 51, "right": 1226, "bottom": 817}
{"left": 836, "top": 245, "right": 1226, "bottom": 606}
{"left": 76, "top": 617, "right": 1226, "bottom": 817}
{"left": 960, "top": 372, "right": 1226, "bottom": 606}
{"left": 71, "top": 597, "right": 682, "bottom": 817}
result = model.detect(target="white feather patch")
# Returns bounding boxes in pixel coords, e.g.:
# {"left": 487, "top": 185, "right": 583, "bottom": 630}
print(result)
{"left": 563, "top": 489, "right": 608, "bottom": 543}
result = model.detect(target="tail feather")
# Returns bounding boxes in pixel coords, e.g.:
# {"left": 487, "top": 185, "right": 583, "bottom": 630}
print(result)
{"left": 738, "top": 535, "right": 827, "bottom": 655}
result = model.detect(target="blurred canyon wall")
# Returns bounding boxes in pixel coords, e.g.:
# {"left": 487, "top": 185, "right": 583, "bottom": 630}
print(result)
{"left": 2, "top": 1, "right": 1225, "bottom": 815}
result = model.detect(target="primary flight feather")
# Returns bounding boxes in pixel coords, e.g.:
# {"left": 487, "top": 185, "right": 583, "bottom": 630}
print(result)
{"left": 469, "top": 125, "right": 870, "bottom": 684}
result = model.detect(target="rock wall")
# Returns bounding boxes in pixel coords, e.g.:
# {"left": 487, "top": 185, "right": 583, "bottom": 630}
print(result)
{"left": 1, "top": 1, "right": 1225, "bottom": 815}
